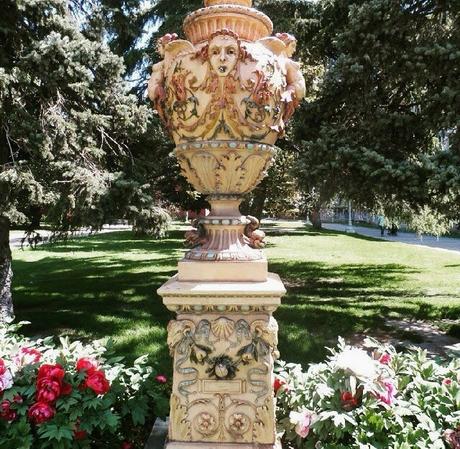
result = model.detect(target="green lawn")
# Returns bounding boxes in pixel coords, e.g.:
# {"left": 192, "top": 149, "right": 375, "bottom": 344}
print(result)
{"left": 11, "top": 225, "right": 460, "bottom": 374}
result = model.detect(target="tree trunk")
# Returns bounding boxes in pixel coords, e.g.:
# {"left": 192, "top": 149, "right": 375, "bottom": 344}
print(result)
{"left": 0, "top": 216, "right": 14, "bottom": 323}
{"left": 249, "top": 184, "right": 267, "bottom": 220}
{"left": 309, "top": 204, "right": 322, "bottom": 229}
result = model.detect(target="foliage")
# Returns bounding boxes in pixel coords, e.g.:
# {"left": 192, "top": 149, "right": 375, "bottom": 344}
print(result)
{"left": 132, "top": 205, "right": 171, "bottom": 239}
{"left": 408, "top": 205, "right": 454, "bottom": 239}
{"left": 0, "top": 322, "right": 170, "bottom": 449}
{"left": 0, "top": 0, "right": 153, "bottom": 231}
{"left": 0, "top": 0, "right": 174, "bottom": 320}
{"left": 275, "top": 338, "right": 460, "bottom": 449}
{"left": 261, "top": 0, "right": 460, "bottom": 220}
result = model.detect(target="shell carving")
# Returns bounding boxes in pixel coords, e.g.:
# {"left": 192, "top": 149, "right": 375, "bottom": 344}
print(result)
{"left": 211, "top": 317, "right": 235, "bottom": 340}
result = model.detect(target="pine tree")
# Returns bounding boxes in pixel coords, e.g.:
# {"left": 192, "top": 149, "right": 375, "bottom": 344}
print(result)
{"left": 261, "top": 0, "right": 460, "bottom": 223}
{"left": 0, "top": 0, "right": 153, "bottom": 321}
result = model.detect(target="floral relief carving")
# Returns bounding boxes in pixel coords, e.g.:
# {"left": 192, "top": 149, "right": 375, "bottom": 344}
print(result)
{"left": 170, "top": 394, "right": 192, "bottom": 441}
{"left": 253, "top": 397, "right": 276, "bottom": 444}
{"left": 189, "top": 394, "right": 254, "bottom": 442}
{"left": 149, "top": 22, "right": 305, "bottom": 145}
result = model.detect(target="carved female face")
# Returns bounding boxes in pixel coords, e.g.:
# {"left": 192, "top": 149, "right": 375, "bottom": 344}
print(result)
{"left": 208, "top": 35, "right": 239, "bottom": 77}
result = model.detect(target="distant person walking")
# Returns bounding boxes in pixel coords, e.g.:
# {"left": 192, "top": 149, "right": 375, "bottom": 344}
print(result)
{"left": 377, "top": 215, "right": 385, "bottom": 237}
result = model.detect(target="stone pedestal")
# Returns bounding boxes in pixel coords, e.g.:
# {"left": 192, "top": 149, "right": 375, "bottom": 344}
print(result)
{"left": 150, "top": 0, "right": 305, "bottom": 446}
{"left": 157, "top": 274, "right": 285, "bottom": 448}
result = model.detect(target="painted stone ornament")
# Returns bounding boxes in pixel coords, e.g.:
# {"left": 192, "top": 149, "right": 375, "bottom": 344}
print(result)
{"left": 148, "top": 0, "right": 305, "bottom": 263}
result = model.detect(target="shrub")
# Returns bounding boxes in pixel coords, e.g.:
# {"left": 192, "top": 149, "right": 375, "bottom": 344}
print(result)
{"left": 275, "top": 338, "right": 460, "bottom": 449}
{"left": 0, "top": 322, "right": 170, "bottom": 449}
{"left": 132, "top": 206, "right": 171, "bottom": 239}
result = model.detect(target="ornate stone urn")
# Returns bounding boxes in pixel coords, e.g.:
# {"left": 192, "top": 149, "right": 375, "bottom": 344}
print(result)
{"left": 152, "top": 1, "right": 305, "bottom": 448}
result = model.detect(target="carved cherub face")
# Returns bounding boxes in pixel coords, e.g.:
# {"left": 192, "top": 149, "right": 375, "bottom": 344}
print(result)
{"left": 208, "top": 35, "right": 239, "bottom": 77}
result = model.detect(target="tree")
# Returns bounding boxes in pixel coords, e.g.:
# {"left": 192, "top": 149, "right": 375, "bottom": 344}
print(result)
{"left": 261, "top": 0, "right": 460, "bottom": 225}
{"left": 0, "top": 0, "right": 153, "bottom": 321}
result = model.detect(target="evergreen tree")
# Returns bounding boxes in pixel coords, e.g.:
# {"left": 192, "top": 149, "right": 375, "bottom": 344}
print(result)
{"left": 260, "top": 0, "right": 459, "bottom": 225}
{"left": 0, "top": 0, "right": 153, "bottom": 321}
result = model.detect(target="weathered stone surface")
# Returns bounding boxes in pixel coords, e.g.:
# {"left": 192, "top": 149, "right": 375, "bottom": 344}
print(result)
{"left": 153, "top": 1, "right": 301, "bottom": 448}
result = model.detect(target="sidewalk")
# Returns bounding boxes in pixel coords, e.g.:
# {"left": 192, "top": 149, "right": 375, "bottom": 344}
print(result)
{"left": 323, "top": 222, "right": 460, "bottom": 254}
{"left": 10, "top": 224, "right": 131, "bottom": 248}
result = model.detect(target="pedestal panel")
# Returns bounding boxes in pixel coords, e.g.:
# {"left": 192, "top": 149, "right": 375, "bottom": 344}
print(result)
{"left": 157, "top": 273, "right": 285, "bottom": 447}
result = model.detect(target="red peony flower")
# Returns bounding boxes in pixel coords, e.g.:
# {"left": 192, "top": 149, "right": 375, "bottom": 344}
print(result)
{"left": 121, "top": 441, "right": 134, "bottom": 449}
{"left": 85, "top": 370, "right": 110, "bottom": 395}
{"left": 73, "top": 428, "right": 88, "bottom": 440}
{"left": 37, "top": 364, "right": 65, "bottom": 383}
{"left": 273, "top": 376, "right": 286, "bottom": 393}
{"left": 36, "top": 377, "right": 61, "bottom": 403}
{"left": 0, "top": 400, "right": 17, "bottom": 422}
{"left": 378, "top": 353, "right": 391, "bottom": 365}
{"left": 155, "top": 374, "right": 167, "bottom": 384}
{"left": 0, "top": 359, "right": 6, "bottom": 376}
{"left": 340, "top": 391, "right": 359, "bottom": 411}
{"left": 61, "top": 381, "right": 73, "bottom": 395}
{"left": 28, "top": 402, "right": 55, "bottom": 424}
{"left": 76, "top": 358, "right": 98, "bottom": 375}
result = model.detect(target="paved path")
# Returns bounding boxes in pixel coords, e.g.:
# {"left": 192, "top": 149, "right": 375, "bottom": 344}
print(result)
{"left": 10, "top": 225, "right": 131, "bottom": 248}
{"left": 323, "top": 222, "right": 460, "bottom": 254}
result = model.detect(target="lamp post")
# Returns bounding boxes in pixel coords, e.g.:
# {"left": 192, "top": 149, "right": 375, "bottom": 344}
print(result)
{"left": 345, "top": 200, "right": 356, "bottom": 233}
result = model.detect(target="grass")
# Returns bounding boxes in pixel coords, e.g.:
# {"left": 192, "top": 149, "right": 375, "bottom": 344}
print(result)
{"left": 11, "top": 224, "right": 460, "bottom": 373}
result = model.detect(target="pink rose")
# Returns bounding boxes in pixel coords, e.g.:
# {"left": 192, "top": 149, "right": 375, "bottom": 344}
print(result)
{"left": 84, "top": 370, "right": 110, "bottom": 395}
{"left": 443, "top": 378, "right": 452, "bottom": 386}
{"left": 379, "top": 353, "right": 391, "bottom": 365}
{"left": 289, "top": 410, "right": 315, "bottom": 438}
{"left": 376, "top": 379, "right": 396, "bottom": 405}
{"left": 28, "top": 402, "right": 55, "bottom": 424}
{"left": 0, "top": 359, "right": 6, "bottom": 376}
{"left": 155, "top": 374, "right": 167, "bottom": 384}
{"left": 0, "top": 365, "right": 13, "bottom": 393}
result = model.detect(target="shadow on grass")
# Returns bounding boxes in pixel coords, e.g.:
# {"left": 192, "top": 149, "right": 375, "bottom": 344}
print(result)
{"left": 13, "top": 231, "right": 182, "bottom": 372}
{"left": 269, "top": 259, "right": 460, "bottom": 364}
{"left": 12, "top": 229, "right": 460, "bottom": 370}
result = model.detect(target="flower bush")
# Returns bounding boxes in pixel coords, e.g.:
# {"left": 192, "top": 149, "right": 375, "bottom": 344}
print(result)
{"left": 275, "top": 338, "right": 460, "bottom": 449}
{"left": 0, "top": 322, "right": 170, "bottom": 449}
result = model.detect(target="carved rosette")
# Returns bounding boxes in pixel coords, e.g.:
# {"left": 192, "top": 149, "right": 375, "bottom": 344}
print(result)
{"left": 167, "top": 314, "right": 279, "bottom": 445}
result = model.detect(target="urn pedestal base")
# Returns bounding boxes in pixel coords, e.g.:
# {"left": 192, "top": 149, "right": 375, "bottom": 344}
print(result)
{"left": 157, "top": 273, "right": 286, "bottom": 448}
{"left": 165, "top": 442, "right": 281, "bottom": 449}
{"left": 178, "top": 258, "right": 268, "bottom": 282}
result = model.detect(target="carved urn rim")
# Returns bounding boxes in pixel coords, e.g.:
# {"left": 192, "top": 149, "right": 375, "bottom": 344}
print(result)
{"left": 183, "top": 5, "right": 273, "bottom": 43}
{"left": 204, "top": 0, "right": 252, "bottom": 6}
